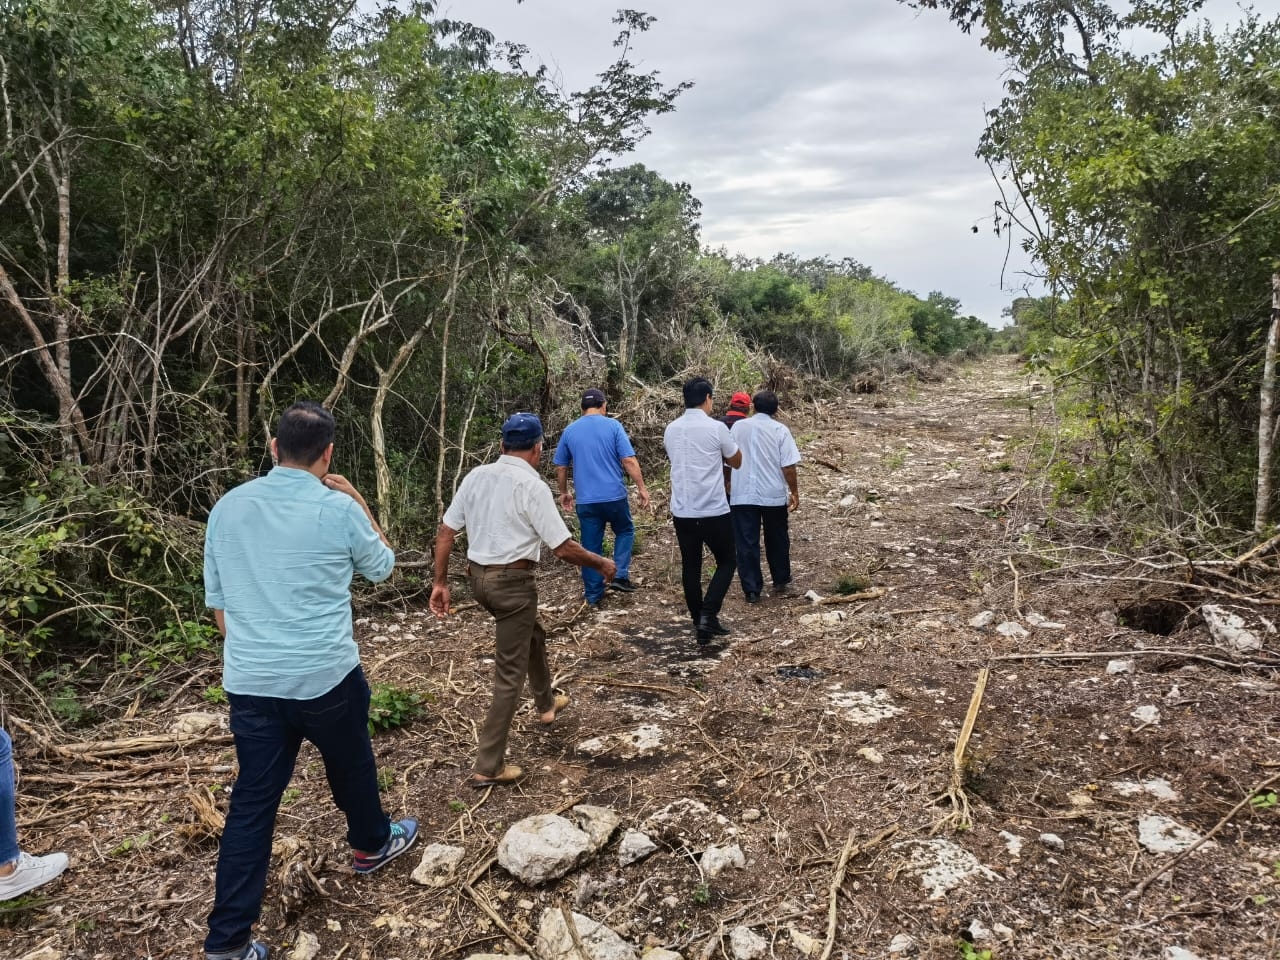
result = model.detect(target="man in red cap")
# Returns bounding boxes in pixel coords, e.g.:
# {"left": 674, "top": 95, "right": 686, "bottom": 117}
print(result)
{"left": 721, "top": 392, "right": 752, "bottom": 429}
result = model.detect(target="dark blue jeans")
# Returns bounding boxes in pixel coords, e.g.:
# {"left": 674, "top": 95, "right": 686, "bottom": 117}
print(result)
{"left": 672, "top": 513, "right": 736, "bottom": 624}
{"left": 205, "top": 666, "right": 389, "bottom": 955}
{"left": 731, "top": 504, "right": 792, "bottom": 596}
{"left": 577, "top": 498, "right": 634, "bottom": 602}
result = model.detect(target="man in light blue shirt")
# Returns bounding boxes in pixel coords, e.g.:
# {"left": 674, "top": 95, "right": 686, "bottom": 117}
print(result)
{"left": 729, "top": 390, "right": 802, "bottom": 603}
{"left": 203, "top": 402, "right": 417, "bottom": 960}
{"left": 554, "top": 388, "right": 651, "bottom": 605}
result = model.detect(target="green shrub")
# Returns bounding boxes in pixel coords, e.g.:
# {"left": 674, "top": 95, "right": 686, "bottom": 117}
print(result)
{"left": 368, "top": 684, "right": 426, "bottom": 735}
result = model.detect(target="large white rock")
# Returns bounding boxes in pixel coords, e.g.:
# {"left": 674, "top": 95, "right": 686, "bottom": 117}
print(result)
{"left": 969, "top": 611, "right": 996, "bottom": 628}
{"left": 1163, "top": 949, "right": 1206, "bottom": 960}
{"left": 410, "top": 842, "right": 466, "bottom": 887}
{"left": 577, "top": 725, "right": 665, "bottom": 759}
{"left": 995, "top": 621, "right": 1029, "bottom": 638}
{"left": 788, "top": 928, "right": 821, "bottom": 956}
{"left": 642, "top": 798, "right": 732, "bottom": 845}
{"left": 172, "top": 711, "right": 223, "bottom": 735}
{"left": 729, "top": 926, "right": 766, "bottom": 960}
{"left": 1201, "top": 604, "right": 1262, "bottom": 652}
{"left": 1138, "top": 815, "right": 1204, "bottom": 854}
{"left": 536, "top": 907, "right": 639, "bottom": 960}
{"left": 642, "top": 950, "right": 683, "bottom": 960}
{"left": 618, "top": 829, "right": 658, "bottom": 866}
{"left": 700, "top": 843, "right": 746, "bottom": 878}
{"left": 895, "top": 839, "right": 1001, "bottom": 900}
{"left": 499, "top": 814, "right": 595, "bottom": 885}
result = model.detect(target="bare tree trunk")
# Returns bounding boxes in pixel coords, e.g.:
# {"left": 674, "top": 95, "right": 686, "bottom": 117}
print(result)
{"left": 432, "top": 244, "right": 467, "bottom": 521}
{"left": 1255, "top": 273, "right": 1280, "bottom": 534}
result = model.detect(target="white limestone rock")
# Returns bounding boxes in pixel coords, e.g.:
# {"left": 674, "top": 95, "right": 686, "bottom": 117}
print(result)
{"left": 535, "top": 907, "right": 638, "bottom": 960}
{"left": 573, "top": 805, "right": 622, "bottom": 850}
{"left": 288, "top": 932, "right": 321, "bottom": 960}
{"left": 410, "top": 842, "right": 466, "bottom": 887}
{"left": 1201, "top": 604, "right": 1262, "bottom": 652}
{"left": 1139, "top": 815, "right": 1205, "bottom": 855}
{"left": 172, "top": 711, "right": 224, "bottom": 735}
{"left": 894, "top": 839, "right": 1001, "bottom": 900}
{"left": 700, "top": 843, "right": 746, "bottom": 878}
{"left": 968, "top": 610, "right": 996, "bottom": 628}
{"left": 498, "top": 814, "right": 595, "bottom": 885}
{"left": 728, "top": 926, "right": 766, "bottom": 960}
{"left": 995, "top": 621, "right": 1029, "bottom": 638}
{"left": 618, "top": 829, "right": 658, "bottom": 866}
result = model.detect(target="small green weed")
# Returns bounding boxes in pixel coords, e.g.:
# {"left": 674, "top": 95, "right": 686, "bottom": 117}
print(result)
{"left": 882, "top": 449, "right": 907, "bottom": 471}
{"left": 448, "top": 799, "right": 467, "bottom": 813}
{"left": 368, "top": 684, "right": 425, "bottom": 735}
{"left": 203, "top": 685, "right": 227, "bottom": 705}
{"left": 833, "top": 571, "right": 872, "bottom": 595}
{"left": 281, "top": 787, "right": 301, "bottom": 806}
{"left": 692, "top": 883, "right": 711, "bottom": 905}
{"left": 111, "top": 831, "right": 152, "bottom": 857}
{"left": 1250, "top": 791, "right": 1278, "bottom": 810}
{"left": 957, "top": 941, "right": 993, "bottom": 960}
{"left": 377, "top": 768, "right": 396, "bottom": 792}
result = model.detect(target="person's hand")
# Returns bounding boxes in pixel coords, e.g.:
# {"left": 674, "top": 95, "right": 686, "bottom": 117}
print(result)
{"left": 429, "top": 583, "right": 451, "bottom": 618}
{"left": 789, "top": 492, "right": 800, "bottom": 512}
{"left": 599, "top": 557, "right": 617, "bottom": 582}
{"left": 323, "top": 473, "right": 365, "bottom": 504}
{"left": 637, "top": 488, "right": 651, "bottom": 510}
{"left": 560, "top": 491, "right": 574, "bottom": 513}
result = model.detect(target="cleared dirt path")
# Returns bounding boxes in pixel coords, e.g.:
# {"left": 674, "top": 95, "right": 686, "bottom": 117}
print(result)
{"left": 8, "top": 357, "right": 1280, "bottom": 960}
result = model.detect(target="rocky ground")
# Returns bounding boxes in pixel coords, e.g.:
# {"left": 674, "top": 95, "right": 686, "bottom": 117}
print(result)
{"left": 6, "top": 356, "right": 1280, "bottom": 960}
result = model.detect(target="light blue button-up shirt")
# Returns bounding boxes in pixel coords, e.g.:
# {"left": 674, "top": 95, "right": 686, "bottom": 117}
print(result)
{"left": 204, "top": 467, "right": 395, "bottom": 699}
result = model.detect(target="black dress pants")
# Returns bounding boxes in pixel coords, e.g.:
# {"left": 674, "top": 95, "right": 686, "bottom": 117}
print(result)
{"left": 672, "top": 513, "right": 736, "bottom": 624}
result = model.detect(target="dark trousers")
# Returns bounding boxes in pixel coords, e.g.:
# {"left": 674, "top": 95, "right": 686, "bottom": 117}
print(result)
{"left": 672, "top": 513, "right": 736, "bottom": 624}
{"left": 469, "top": 566, "right": 553, "bottom": 776}
{"left": 205, "top": 667, "right": 389, "bottom": 955}
{"left": 577, "top": 498, "right": 635, "bottom": 602}
{"left": 731, "top": 504, "right": 792, "bottom": 596}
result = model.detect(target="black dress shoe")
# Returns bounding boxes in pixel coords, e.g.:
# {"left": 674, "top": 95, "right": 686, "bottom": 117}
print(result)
{"left": 697, "top": 615, "right": 731, "bottom": 637}
{"left": 745, "top": 592, "right": 760, "bottom": 604}
{"left": 608, "top": 577, "right": 637, "bottom": 593}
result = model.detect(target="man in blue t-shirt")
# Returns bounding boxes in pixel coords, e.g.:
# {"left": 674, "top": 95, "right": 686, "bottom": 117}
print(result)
{"left": 554, "top": 388, "right": 651, "bottom": 605}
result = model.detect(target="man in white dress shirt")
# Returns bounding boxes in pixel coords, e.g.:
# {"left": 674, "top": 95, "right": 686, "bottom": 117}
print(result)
{"left": 430, "top": 413, "right": 615, "bottom": 788}
{"left": 729, "top": 390, "right": 801, "bottom": 603}
{"left": 663, "top": 378, "right": 743, "bottom": 645}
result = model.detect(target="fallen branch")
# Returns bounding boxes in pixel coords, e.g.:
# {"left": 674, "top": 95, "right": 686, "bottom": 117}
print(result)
{"left": 559, "top": 903, "right": 594, "bottom": 960}
{"left": 934, "top": 667, "right": 989, "bottom": 833}
{"left": 819, "top": 825, "right": 898, "bottom": 960}
{"left": 465, "top": 884, "right": 539, "bottom": 959}
{"left": 971, "top": 649, "right": 1280, "bottom": 671}
{"left": 58, "top": 731, "right": 232, "bottom": 759}
{"left": 1006, "top": 557, "right": 1022, "bottom": 617}
{"left": 1128, "top": 771, "right": 1280, "bottom": 900}
{"left": 581, "top": 676, "right": 706, "bottom": 701}
{"left": 951, "top": 502, "right": 999, "bottom": 517}
{"left": 818, "top": 588, "right": 887, "bottom": 605}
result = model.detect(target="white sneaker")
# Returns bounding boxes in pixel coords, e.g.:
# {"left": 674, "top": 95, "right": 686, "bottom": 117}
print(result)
{"left": 0, "top": 851, "right": 69, "bottom": 900}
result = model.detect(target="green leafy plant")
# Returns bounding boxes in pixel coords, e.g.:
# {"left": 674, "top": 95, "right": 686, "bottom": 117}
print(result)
{"left": 448, "top": 799, "right": 467, "bottom": 813}
{"left": 281, "top": 787, "right": 301, "bottom": 806}
{"left": 377, "top": 768, "right": 396, "bottom": 792}
{"left": 203, "top": 685, "right": 228, "bottom": 705}
{"left": 692, "top": 883, "right": 711, "bottom": 905}
{"left": 1250, "top": 791, "right": 1278, "bottom": 810}
{"left": 368, "top": 684, "right": 425, "bottom": 735}
{"left": 957, "top": 941, "right": 993, "bottom": 960}
{"left": 833, "top": 571, "right": 872, "bottom": 595}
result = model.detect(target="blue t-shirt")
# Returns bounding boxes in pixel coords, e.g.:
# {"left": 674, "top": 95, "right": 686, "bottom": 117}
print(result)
{"left": 553, "top": 414, "right": 636, "bottom": 505}
{"left": 204, "top": 467, "right": 395, "bottom": 700}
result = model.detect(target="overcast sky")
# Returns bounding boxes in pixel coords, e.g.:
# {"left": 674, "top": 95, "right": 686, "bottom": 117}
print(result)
{"left": 445, "top": 0, "right": 1256, "bottom": 326}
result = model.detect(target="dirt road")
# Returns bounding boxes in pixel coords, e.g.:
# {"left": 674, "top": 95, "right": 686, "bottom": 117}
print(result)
{"left": 8, "top": 357, "right": 1279, "bottom": 959}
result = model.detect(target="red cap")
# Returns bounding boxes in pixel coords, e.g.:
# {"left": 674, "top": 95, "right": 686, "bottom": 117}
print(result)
{"left": 729, "top": 392, "right": 752, "bottom": 407}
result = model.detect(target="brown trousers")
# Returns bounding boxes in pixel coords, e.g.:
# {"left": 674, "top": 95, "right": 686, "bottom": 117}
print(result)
{"left": 469, "top": 567, "right": 553, "bottom": 776}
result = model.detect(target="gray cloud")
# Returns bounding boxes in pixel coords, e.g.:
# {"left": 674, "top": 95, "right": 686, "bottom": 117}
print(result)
{"left": 448, "top": 0, "right": 1248, "bottom": 322}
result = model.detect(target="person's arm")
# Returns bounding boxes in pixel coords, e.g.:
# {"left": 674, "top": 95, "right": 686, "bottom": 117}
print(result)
{"left": 619, "top": 455, "right": 650, "bottom": 509}
{"left": 724, "top": 449, "right": 742, "bottom": 469}
{"left": 212, "top": 609, "right": 226, "bottom": 637}
{"left": 429, "top": 523, "right": 458, "bottom": 618}
{"left": 323, "top": 473, "right": 392, "bottom": 550}
{"left": 783, "top": 465, "right": 800, "bottom": 512}
{"left": 719, "top": 425, "right": 742, "bottom": 470}
{"left": 552, "top": 537, "right": 617, "bottom": 582}
{"left": 556, "top": 465, "right": 574, "bottom": 513}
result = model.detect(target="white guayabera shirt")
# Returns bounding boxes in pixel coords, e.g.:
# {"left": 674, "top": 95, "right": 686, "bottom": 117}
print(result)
{"left": 729, "top": 413, "right": 801, "bottom": 507}
{"left": 664, "top": 408, "right": 739, "bottom": 518}
{"left": 443, "top": 455, "right": 571, "bottom": 564}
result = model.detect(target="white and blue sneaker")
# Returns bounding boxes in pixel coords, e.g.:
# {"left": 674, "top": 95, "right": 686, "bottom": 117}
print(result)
{"left": 0, "top": 851, "right": 68, "bottom": 900}
{"left": 352, "top": 818, "right": 418, "bottom": 874}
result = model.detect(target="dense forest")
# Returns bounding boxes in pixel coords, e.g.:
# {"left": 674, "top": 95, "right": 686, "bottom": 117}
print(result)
{"left": 0, "top": 0, "right": 1000, "bottom": 670}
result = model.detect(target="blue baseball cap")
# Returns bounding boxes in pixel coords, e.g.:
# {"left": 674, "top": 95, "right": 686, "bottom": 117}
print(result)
{"left": 501, "top": 412, "right": 544, "bottom": 446}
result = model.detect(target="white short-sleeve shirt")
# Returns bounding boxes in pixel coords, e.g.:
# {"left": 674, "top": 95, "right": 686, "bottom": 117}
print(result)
{"left": 664, "top": 409, "right": 739, "bottom": 518}
{"left": 442, "top": 455, "right": 572, "bottom": 563}
{"left": 729, "top": 413, "right": 801, "bottom": 507}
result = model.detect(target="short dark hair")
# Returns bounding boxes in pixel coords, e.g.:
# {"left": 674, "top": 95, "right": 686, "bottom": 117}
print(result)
{"left": 683, "top": 377, "right": 713, "bottom": 409}
{"left": 752, "top": 390, "right": 779, "bottom": 416}
{"left": 275, "top": 401, "right": 335, "bottom": 466}
{"left": 502, "top": 434, "right": 542, "bottom": 453}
